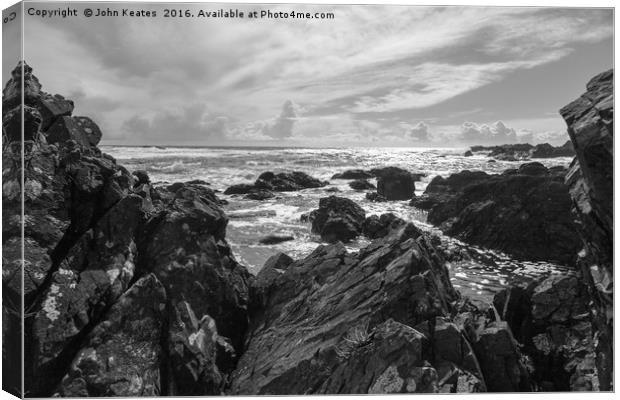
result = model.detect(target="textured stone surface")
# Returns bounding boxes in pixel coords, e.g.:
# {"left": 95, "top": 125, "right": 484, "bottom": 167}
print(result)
{"left": 561, "top": 69, "right": 613, "bottom": 390}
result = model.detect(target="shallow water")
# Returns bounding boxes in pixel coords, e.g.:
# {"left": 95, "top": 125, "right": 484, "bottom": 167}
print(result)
{"left": 104, "top": 145, "right": 573, "bottom": 302}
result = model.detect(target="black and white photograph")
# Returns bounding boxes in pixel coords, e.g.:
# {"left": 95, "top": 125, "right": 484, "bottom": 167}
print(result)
{"left": 1, "top": 0, "right": 615, "bottom": 397}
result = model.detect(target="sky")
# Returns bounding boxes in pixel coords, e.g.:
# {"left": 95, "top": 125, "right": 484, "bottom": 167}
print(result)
{"left": 4, "top": 2, "right": 614, "bottom": 147}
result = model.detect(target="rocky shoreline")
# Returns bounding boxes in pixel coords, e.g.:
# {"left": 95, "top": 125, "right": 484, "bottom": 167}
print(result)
{"left": 2, "top": 64, "right": 613, "bottom": 395}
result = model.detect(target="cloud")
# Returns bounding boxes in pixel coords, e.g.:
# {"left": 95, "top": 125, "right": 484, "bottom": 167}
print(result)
{"left": 408, "top": 122, "right": 430, "bottom": 141}
{"left": 262, "top": 100, "right": 298, "bottom": 139}
{"left": 18, "top": 5, "right": 612, "bottom": 146}
{"left": 460, "top": 120, "right": 517, "bottom": 144}
{"left": 121, "top": 104, "right": 230, "bottom": 145}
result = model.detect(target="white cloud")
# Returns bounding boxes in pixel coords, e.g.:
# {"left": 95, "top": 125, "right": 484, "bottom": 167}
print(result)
{"left": 460, "top": 120, "right": 517, "bottom": 144}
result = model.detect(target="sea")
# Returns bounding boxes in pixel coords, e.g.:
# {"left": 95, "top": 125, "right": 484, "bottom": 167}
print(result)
{"left": 103, "top": 145, "right": 575, "bottom": 302}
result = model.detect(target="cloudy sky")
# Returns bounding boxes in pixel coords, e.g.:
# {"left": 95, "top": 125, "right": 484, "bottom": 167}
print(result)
{"left": 8, "top": 2, "right": 614, "bottom": 146}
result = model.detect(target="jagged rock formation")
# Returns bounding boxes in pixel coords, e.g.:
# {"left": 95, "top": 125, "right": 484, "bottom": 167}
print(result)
{"left": 494, "top": 275, "right": 597, "bottom": 391}
{"left": 231, "top": 224, "right": 531, "bottom": 394}
{"left": 410, "top": 163, "right": 581, "bottom": 266}
{"left": 2, "top": 63, "right": 252, "bottom": 397}
{"left": 561, "top": 69, "right": 613, "bottom": 390}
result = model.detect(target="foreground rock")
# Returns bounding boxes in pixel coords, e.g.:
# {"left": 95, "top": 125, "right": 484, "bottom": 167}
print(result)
{"left": 411, "top": 163, "right": 580, "bottom": 266}
{"left": 494, "top": 274, "right": 597, "bottom": 391}
{"left": 2, "top": 63, "right": 253, "bottom": 397}
{"left": 231, "top": 224, "right": 532, "bottom": 394}
{"left": 308, "top": 196, "right": 366, "bottom": 243}
{"left": 561, "top": 69, "right": 613, "bottom": 390}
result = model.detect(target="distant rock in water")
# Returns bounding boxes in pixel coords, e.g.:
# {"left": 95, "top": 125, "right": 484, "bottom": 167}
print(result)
{"left": 464, "top": 150, "right": 473, "bottom": 157}
{"left": 331, "top": 169, "right": 373, "bottom": 180}
{"left": 309, "top": 195, "right": 366, "bottom": 243}
{"left": 468, "top": 141, "right": 575, "bottom": 160}
{"left": 561, "top": 69, "right": 613, "bottom": 390}
{"left": 411, "top": 163, "right": 581, "bottom": 266}
{"left": 224, "top": 171, "right": 327, "bottom": 197}
{"left": 258, "top": 234, "right": 295, "bottom": 245}
{"left": 531, "top": 141, "right": 575, "bottom": 158}
{"left": 349, "top": 179, "right": 375, "bottom": 191}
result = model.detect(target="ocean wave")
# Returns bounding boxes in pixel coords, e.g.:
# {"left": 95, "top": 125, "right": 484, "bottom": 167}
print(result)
{"left": 147, "top": 160, "right": 202, "bottom": 174}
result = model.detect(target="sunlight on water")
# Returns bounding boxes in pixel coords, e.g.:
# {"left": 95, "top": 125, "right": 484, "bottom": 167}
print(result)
{"left": 104, "top": 145, "right": 573, "bottom": 301}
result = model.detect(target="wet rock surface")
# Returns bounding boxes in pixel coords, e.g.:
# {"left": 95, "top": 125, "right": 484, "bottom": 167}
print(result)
{"left": 411, "top": 163, "right": 581, "bottom": 266}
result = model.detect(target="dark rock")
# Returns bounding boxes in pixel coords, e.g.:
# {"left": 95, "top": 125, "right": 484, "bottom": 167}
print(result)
{"left": 470, "top": 144, "right": 533, "bottom": 160}
{"left": 244, "top": 189, "right": 275, "bottom": 200}
{"left": 349, "top": 179, "right": 375, "bottom": 190}
{"left": 255, "top": 171, "right": 328, "bottom": 191}
{"left": 472, "top": 322, "right": 532, "bottom": 392}
{"left": 464, "top": 150, "right": 473, "bottom": 157}
{"left": 168, "top": 301, "right": 224, "bottom": 395}
{"left": 45, "top": 116, "right": 102, "bottom": 148}
{"left": 37, "top": 94, "right": 74, "bottom": 131}
{"left": 366, "top": 192, "right": 387, "bottom": 202}
{"left": 531, "top": 141, "right": 575, "bottom": 158}
{"left": 331, "top": 169, "right": 373, "bottom": 180}
{"left": 231, "top": 225, "right": 460, "bottom": 394}
{"left": 561, "top": 69, "right": 613, "bottom": 390}
{"left": 186, "top": 179, "right": 209, "bottom": 185}
{"left": 132, "top": 169, "right": 151, "bottom": 186}
{"left": 494, "top": 275, "right": 598, "bottom": 391}
{"left": 310, "top": 196, "right": 366, "bottom": 243}
{"left": 2, "top": 62, "right": 41, "bottom": 109}
{"left": 56, "top": 274, "right": 167, "bottom": 397}
{"left": 411, "top": 166, "right": 580, "bottom": 266}
{"left": 2, "top": 64, "right": 255, "bottom": 397}
{"left": 324, "top": 186, "right": 340, "bottom": 192}
{"left": 224, "top": 183, "right": 255, "bottom": 195}
{"left": 376, "top": 167, "right": 416, "bottom": 200}
{"left": 258, "top": 234, "right": 295, "bottom": 245}
{"left": 362, "top": 213, "right": 406, "bottom": 239}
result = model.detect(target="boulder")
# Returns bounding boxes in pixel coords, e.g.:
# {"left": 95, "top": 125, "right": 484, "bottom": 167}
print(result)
{"left": 45, "top": 115, "right": 102, "bottom": 148}
{"left": 255, "top": 171, "right": 327, "bottom": 191}
{"left": 362, "top": 213, "right": 406, "bottom": 239}
{"left": 37, "top": 94, "right": 74, "bottom": 131}
{"left": 349, "top": 179, "right": 375, "bottom": 190}
{"left": 310, "top": 196, "right": 366, "bottom": 243}
{"left": 464, "top": 150, "right": 473, "bottom": 157}
{"left": 376, "top": 167, "right": 416, "bottom": 200}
